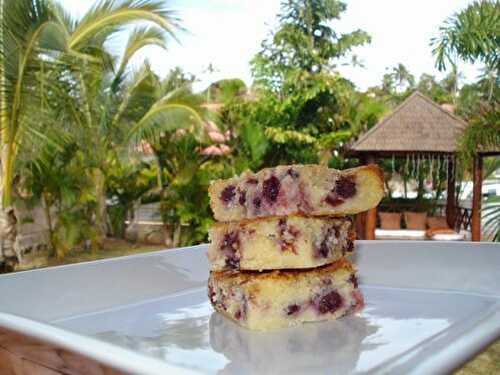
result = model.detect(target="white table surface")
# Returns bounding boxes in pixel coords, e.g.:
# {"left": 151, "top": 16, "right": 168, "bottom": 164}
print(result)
{"left": 0, "top": 241, "right": 499, "bottom": 374}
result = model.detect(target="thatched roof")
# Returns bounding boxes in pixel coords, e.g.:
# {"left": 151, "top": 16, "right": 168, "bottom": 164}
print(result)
{"left": 350, "top": 91, "right": 468, "bottom": 155}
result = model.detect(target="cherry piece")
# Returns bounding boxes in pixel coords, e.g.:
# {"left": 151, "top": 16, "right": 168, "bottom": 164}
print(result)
{"left": 313, "top": 290, "right": 343, "bottom": 314}
{"left": 262, "top": 175, "right": 281, "bottom": 203}
{"left": 287, "top": 168, "right": 300, "bottom": 179}
{"left": 349, "top": 274, "right": 359, "bottom": 288}
{"left": 220, "top": 185, "right": 236, "bottom": 204}
{"left": 336, "top": 175, "right": 356, "bottom": 199}
{"left": 286, "top": 304, "right": 301, "bottom": 316}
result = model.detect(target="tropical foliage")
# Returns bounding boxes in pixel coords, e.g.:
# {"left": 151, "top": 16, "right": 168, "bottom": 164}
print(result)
{"left": 223, "top": 0, "right": 379, "bottom": 169}
{"left": 1, "top": 0, "right": 499, "bottom": 269}
{"left": 0, "top": 0, "right": 205, "bottom": 260}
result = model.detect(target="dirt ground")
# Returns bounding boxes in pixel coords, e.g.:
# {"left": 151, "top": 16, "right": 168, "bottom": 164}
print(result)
{"left": 455, "top": 339, "right": 500, "bottom": 375}
{"left": 9, "top": 238, "right": 166, "bottom": 272}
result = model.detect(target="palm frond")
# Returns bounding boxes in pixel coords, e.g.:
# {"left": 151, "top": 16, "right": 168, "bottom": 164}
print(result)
{"left": 128, "top": 101, "right": 205, "bottom": 145}
{"left": 482, "top": 196, "right": 500, "bottom": 241}
{"left": 0, "top": 0, "right": 65, "bottom": 206}
{"left": 113, "top": 26, "right": 168, "bottom": 88}
{"left": 431, "top": 1, "right": 500, "bottom": 71}
{"left": 50, "top": 0, "right": 76, "bottom": 35}
{"left": 68, "top": 0, "right": 181, "bottom": 50}
{"left": 111, "top": 62, "right": 156, "bottom": 128}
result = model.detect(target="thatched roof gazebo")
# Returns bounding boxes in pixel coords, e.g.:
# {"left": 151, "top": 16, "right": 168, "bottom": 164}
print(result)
{"left": 352, "top": 92, "right": 467, "bottom": 154}
{"left": 348, "top": 91, "right": 492, "bottom": 241}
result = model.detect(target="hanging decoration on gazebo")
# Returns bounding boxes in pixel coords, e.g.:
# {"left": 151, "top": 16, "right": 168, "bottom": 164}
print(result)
{"left": 391, "top": 153, "right": 456, "bottom": 192}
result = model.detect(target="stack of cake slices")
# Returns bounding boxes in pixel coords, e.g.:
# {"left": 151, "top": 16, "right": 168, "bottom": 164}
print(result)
{"left": 207, "top": 164, "right": 384, "bottom": 330}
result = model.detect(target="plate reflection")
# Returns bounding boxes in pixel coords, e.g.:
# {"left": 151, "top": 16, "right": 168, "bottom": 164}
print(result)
{"left": 209, "top": 312, "right": 378, "bottom": 374}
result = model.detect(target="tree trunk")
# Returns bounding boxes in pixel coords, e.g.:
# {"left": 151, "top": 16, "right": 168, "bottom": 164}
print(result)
{"left": 42, "top": 192, "right": 56, "bottom": 255}
{"left": 416, "top": 172, "right": 425, "bottom": 201}
{"left": 0, "top": 146, "right": 19, "bottom": 270}
{"left": 403, "top": 176, "right": 408, "bottom": 199}
{"left": 172, "top": 224, "right": 182, "bottom": 248}
{"left": 384, "top": 179, "right": 392, "bottom": 199}
{"left": 0, "top": 207, "right": 18, "bottom": 271}
{"left": 94, "top": 168, "right": 108, "bottom": 242}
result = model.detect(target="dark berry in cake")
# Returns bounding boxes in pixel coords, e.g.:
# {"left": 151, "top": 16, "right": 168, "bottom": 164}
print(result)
{"left": 346, "top": 238, "right": 354, "bottom": 252}
{"left": 336, "top": 175, "right": 356, "bottom": 199}
{"left": 220, "top": 231, "right": 240, "bottom": 269}
{"left": 263, "top": 175, "right": 281, "bottom": 203}
{"left": 286, "top": 304, "right": 301, "bottom": 316}
{"left": 325, "top": 193, "right": 343, "bottom": 206}
{"left": 349, "top": 274, "right": 358, "bottom": 288}
{"left": 287, "top": 168, "right": 300, "bottom": 179}
{"left": 253, "top": 196, "right": 262, "bottom": 209}
{"left": 208, "top": 285, "right": 216, "bottom": 304}
{"left": 221, "top": 231, "right": 239, "bottom": 252}
{"left": 220, "top": 185, "right": 236, "bottom": 204}
{"left": 314, "top": 290, "right": 343, "bottom": 314}
{"left": 238, "top": 189, "right": 246, "bottom": 205}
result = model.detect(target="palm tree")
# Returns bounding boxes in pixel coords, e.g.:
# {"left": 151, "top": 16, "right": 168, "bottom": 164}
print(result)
{"left": 125, "top": 67, "right": 207, "bottom": 247}
{"left": 0, "top": 0, "right": 63, "bottom": 267}
{"left": 440, "top": 63, "right": 464, "bottom": 102}
{"left": 431, "top": 0, "right": 499, "bottom": 72}
{"left": 0, "top": 0, "right": 197, "bottom": 265}
{"left": 50, "top": 0, "right": 185, "bottom": 240}
{"left": 477, "top": 64, "right": 498, "bottom": 102}
{"left": 390, "top": 63, "right": 415, "bottom": 92}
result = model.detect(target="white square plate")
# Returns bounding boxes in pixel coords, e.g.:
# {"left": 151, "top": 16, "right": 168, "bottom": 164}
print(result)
{"left": 0, "top": 241, "right": 499, "bottom": 374}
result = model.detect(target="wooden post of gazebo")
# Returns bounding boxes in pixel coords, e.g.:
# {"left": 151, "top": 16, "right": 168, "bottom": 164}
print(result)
{"left": 365, "top": 154, "right": 377, "bottom": 240}
{"left": 446, "top": 156, "right": 456, "bottom": 229}
{"left": 471, "top": 155, "right": 482, "bottom": 241}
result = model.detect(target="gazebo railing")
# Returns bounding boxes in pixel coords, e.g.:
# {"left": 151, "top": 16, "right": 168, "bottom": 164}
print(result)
{"left": 455, "top": 202, "right": 472, "bottom": 231}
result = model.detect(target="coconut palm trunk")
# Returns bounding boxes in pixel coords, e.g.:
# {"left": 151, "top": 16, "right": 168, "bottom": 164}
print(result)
{"left": 0, "top": 0, "right": 17, "bottom": 269}
{"left": 94, "top": 168, "right": 109, "bottom": 241}
{"left": 0, "top": 189, "right": 18, "bottom": 269}
{"left": 0, "top": 145, "right": 18, "bottom": 268}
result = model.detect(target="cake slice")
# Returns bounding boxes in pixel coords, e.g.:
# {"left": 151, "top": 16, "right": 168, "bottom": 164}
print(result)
{"left": 208, "top": 215, "right": 354, "bottom": 271}
{"left": 208, "top": 258, "right": 364, "bottom": 331}
{"left": 209, "top": 164, "right": 383, "bottom": 222}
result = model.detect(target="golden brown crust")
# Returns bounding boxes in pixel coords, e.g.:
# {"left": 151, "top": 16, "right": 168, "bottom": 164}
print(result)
{"left": 209, "top": 214, "right": 352, "bottom": 229}
{"left": 208, "top": 164, "right": 384, "bottom": 196}
{"left": 209, "top": 258, "right": 354, "bottom": 284}
{"left": 361, "top": 164, "right": 384, "bottom": 190}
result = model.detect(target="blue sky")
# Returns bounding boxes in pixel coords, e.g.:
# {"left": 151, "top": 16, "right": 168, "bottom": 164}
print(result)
{"left": 63, "top": 0, "right": 481, "bottom": 91}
